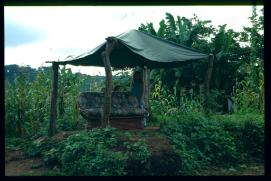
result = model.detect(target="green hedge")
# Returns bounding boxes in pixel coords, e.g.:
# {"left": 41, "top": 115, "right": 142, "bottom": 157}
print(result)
{"left": 160, "top": 112, "right": 264, "bottom": 175}
{"left": 42, "top": 128, "right": 152, "bottom": 176}
{"left": 15, "top": 127, "right": 181, "bottom": 176}
{"left": 213, "top": 113, "right": 264, "bottom": 161}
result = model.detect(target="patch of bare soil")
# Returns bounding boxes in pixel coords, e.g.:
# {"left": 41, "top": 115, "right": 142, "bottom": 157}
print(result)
{"left": 5, "top": 131, "right": 79, "bottom": 176}
{"left": 199, "top": 163, "right": 264, "bottom": 176}
{"left": 51, "top": 131, "right": 78, "bottom": 143}
{"left": 5, "top": 150, "right": 50, "bottom": 176}
{"left": 5, "top": 149, "right": 25, "bottom": 163}
{"left": 124, "top": 127, "right": 173, "bottom": 155}
{"left": 144, "top": 126, "right": 160, "bottom": 131}
{"left": 126, "top": 128, "right": 181, "bottom": 175}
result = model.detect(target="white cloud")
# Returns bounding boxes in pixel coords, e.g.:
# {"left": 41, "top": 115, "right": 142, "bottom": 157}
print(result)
{"left": 5, "top": 6, "right": 263, "bottom": 75}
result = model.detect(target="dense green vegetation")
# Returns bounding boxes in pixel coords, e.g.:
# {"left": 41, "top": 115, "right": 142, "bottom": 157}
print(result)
{"left": 160, "top": 113, "right": 263, "bottom": 175}
{"left": 5, "top": 8, "right": 264, "bottom": 176}
{"left": 140, "top": 7, "right": 263, "bottom": 114}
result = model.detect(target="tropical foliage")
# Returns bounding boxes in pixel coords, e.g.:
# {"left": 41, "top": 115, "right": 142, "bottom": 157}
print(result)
{"left": 5, "top": 7, "right": 264, "bottom": 176}
{"left": 139, "top": 8, "right": 264, "bottom": 113}
{"left": 5, "top": 66, "right": 88, "bottom": 137}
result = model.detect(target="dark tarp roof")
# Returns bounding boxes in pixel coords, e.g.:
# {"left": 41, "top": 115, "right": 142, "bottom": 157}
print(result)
{"left": 56, "top": 29, "right": 209, "bottom": 68}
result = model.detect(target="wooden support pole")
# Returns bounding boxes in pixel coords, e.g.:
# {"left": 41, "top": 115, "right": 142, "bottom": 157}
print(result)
{"left": 101, "top": 52, "right": 112, "bottom": 127}
{"left": 204, "top": 54, "right": 214, "bottom": 113}
{"left": 176, "top": 78, "right": 181, "bottom": 106}
{"left": 101, "top": 37, "right": 118, "bottom": 127}
{"left": 143, "top": 66, "right": 151, "bottom": 113}
{"left": 49, "top": 62, "right": 59, "bottom": 136}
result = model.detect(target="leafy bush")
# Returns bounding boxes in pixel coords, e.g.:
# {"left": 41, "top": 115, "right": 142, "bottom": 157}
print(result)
{"left": 5, "top": 66, "right": 88, "bottom": 137}
{"left": 151, "top": 82, "right": 204, "bottom": 120}
{"left": 43, "top": 128, "right": 151, "bottom": 176}
{"left": 124, "top": 139, "right": 151, "bottom": 175}
{"left": 212, "top": 113, "right": 264, "bottom": 162}
{"left": 160, "top": 112, "right": 264, "bottom": 175}
{"left": 23, "top": 137, "right": 54, "bottom": 158}
{"left": 232, "top": 63, "right": 264, "bottom": 113}
{"left": 5, "top": 137, "right": 26, "bottom": 150}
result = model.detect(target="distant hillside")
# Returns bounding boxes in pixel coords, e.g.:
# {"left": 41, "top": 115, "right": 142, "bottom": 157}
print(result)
{"left": 4, "top": 64, "right": 130, "bottom": 92}
{"left": 5, "top": 64, "right": 40, "bottom": 84}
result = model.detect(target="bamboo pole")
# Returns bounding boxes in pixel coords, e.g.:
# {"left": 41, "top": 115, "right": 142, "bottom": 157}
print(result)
{"left": 49, "top": 62, "right": 59, "bottom": 136}
{"left": 204, "top": 54, "right": 214, "bottom": 113}
{"left": 100, "top": 37, "right": 118, "bottom": 127}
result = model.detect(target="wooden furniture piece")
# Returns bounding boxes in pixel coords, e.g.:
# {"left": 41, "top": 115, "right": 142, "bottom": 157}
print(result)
{"left": 77, "top": 91, "right": 147, "bottom": 130}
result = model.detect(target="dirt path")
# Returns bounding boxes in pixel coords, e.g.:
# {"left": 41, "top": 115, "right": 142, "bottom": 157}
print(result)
{"left": 5, "top": 149, "right": 50, "bottom": 176}
{"left": 5, "top": 132, "right": 265, "bottom": 176}
{"left": 6, "top": 154, "right": 264, "bottom": 176}
{"left": 199, "top": 163, "right": 264, "bottom": 176}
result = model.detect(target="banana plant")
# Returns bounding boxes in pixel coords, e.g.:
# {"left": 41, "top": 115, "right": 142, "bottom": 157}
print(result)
{"left": 157, "top": 20, "right": 166, "bottom": 38}
{"left": 212, "top": 24, "right": 233, "bottom": 60}
{"left": 165, "top": 13, "right": 177, "bottom": 40}
{"left": 176, "top": 16, "right": 191, "bottom": 44}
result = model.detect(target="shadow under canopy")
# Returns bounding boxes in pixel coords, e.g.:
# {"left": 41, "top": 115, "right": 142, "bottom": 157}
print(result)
{"left": 46, "top": 29, "right": 212, "bottom": 136}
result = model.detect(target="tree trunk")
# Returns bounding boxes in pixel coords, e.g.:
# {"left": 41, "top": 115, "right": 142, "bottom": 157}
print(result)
{"left": 17, "top": 108, "right": 23, "bottom": 136}
{"left": 101, "top": 51, "right": 113, "bottom": 127}
{"left": 74, "top": 100, "right": 79, "bottom": 128}
{"left": 143, "top": 66, "right": 151, "bottom": 113}
{"left": 100, "top": 37, "right": 118, "bottom": 127}
{"left": 204, "top": 54, "right": 214, "bottom": 113}
{"left": 59, "top": 93, "right": 64, "bottom": 117}
{"left": 176, "top": 78, "right": 181, "bottom": 106}
{"left": 49, "top": 63, "right": 59, "bottom": 136}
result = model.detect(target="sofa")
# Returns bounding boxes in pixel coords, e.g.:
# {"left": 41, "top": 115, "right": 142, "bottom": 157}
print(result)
{"left": 77, "top": 91, "right": 148, "bottom": 130}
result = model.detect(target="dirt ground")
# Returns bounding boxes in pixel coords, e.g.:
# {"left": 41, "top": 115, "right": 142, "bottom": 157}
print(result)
{"left": 5, "top": 129, "right": 265, "bottom": 176}
{"left": 5, "top": 151, "right": 264, "bottom": 176}
{"left": 199, "top": 163, "right": 264, "bottom": 176}
{"left": 5, "top": 149, "right": 50, "bottom": 176}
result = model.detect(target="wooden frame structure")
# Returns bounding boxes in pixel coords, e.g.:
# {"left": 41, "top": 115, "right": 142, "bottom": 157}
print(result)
{"left": 47, "top": 37, "right": 214, "bottom": 136}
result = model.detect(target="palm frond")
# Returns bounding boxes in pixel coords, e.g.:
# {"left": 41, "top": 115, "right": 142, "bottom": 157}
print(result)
{"left": 147, "top": 23, "right": 157, "bottom": 36}
{"left": 157, "top": 20, "right": 166, "bottom": 38}
{"left": 165, "top": 12, "right": 177, "bottom": 39}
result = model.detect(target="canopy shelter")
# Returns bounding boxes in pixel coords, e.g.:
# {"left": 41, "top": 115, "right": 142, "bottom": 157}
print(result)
{"left": 55, "top": 29, "right": 209, "bottom": 68}
{"left": 46, "top": 29, "right": 214, "bottom": 136}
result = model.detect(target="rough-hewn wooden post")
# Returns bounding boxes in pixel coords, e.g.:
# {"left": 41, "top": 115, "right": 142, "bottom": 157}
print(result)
{"left": 101, "top": 37, "right": 118, "bottom": 127}
{"left": 143, "top": 66, "right": 150, "bottom": 112}
{"left": 204, "top": 54, "right": 214, "bottom": 113}
{"left": 49, "top": 62, "right": 59, "bottom": 136}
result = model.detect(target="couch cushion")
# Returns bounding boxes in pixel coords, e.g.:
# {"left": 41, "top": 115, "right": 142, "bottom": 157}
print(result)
{"left": 77, "top": 91, "right": 147, "bottom": 119}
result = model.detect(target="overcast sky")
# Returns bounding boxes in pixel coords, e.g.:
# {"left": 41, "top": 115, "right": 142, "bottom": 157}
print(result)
{"left": 4, "top": 6, "right": 262, "bottom": 75}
